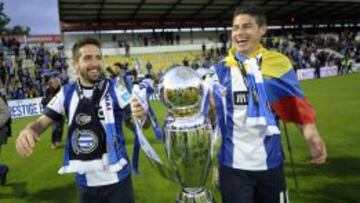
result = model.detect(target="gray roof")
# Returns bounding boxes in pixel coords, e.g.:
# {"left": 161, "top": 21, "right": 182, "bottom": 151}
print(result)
{"left": 58, "top": 0, "right": 360, "bottom": 32}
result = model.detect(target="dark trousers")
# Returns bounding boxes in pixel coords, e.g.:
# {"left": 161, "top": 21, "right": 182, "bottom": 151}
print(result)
{"left": 51, "top": 119, "right": 64, "bottom": 144}
{"left": 0, "top": 164, "right": 9, "bottom": 185}
{"left": 77, "top": 175, "right": 135, "bottom": 203}
{"left": 219, "top": 165, "right": 288, "bottom": 203}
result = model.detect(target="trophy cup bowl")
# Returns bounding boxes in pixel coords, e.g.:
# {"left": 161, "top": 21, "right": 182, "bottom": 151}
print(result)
{"left": 161, "top": 66, "right": 203, "bottom": 118}
{"left": 159, "top": 66, "right": 214, "bottom": 203}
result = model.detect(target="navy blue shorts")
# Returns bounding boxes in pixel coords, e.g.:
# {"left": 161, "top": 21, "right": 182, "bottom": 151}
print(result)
{"left": 77, "top": 175, "right": 134, "bottom": 203}
{"left": 219, "top": 165, "right": 288, "bottom": 203}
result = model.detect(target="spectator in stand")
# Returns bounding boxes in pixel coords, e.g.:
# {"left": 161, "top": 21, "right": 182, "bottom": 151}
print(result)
{"left": 143, "top": 36, "right": 149, "bottom": 47}
{"left": 345, "top": 55, "right": 353, "bottom": 73}
{"left": 202, "top": 43, "right": 206, "bottom": 57}
{"left": 0, "top": 42, "right": 4, "bottom": 60}
{"left": 125, "top": 41, "right": 130, "bottom": 57}
{"left": 191, "top": 57, "right": 201, "bottom": 70}
{"left": 14, "top": 87, "right": 24, "bottom": 100}
{"left": 145, "top": 61, "right": 153, "bottom": 75}
{"left": 24, "top": 44, "right": 31, "bottom": 59}
{"left": 176, "top": 34, "right": 180, "bottom": 45}
{"left": 13, "top": 40, "right": 20, "bottom": 60}
{"left": 35, "top": 45, "right": 45, "bottom": 67}
{"left": 5, "top": 58, "right": 15, "bottom": 81}
{"left": 182, "top": 57, "right": 190, "bottom": 66}
{"left": 0, "top": 61, "right": 6, "bottom": 85}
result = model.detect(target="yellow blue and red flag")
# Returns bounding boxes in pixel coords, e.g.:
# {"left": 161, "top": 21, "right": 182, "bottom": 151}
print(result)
{"left": 225, "top": 46, "right": 316, "bottom": 124}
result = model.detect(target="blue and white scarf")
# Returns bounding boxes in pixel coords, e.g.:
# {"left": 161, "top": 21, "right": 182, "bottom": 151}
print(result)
{"left": 235, "top": 53, "right": 280, "bottom": 135}
{"left": 58, "top": 79, "right": 128, "bottom": 174}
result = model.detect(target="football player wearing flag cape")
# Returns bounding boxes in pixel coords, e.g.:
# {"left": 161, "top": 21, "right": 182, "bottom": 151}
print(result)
{"left": 16, "top": 37, "right": 134, "bottom": 203}
{"left": 204, "top": 4, "right": 327, "bottom": 203}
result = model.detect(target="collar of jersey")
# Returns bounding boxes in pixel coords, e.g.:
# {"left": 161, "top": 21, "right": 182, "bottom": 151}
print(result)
{"left": 224, "top": 45, "right": 265, "bottom": 68}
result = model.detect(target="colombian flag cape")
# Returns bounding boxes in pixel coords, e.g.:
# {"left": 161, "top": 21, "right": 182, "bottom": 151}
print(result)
{"left": 224, "top": 46, "right": 316, "bottom": 124}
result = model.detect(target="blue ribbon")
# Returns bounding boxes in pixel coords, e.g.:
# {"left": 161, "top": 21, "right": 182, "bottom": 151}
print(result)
{"left": 132, "top": 129, "right": 140, "bottom": 174}
{"left": 148, "top": 106, "right": 163, "bottom": 140}
{"left": 139, "top": 79, "right": 163, "bottom": 140}
{"left": 131, "top": 80, "right": 163, "bottom": 174}
{"left": 202, "top": 88, "right": 211, "bottom": 118}
{"left": 213, "top": 84, "right": 227, "bottom": 138}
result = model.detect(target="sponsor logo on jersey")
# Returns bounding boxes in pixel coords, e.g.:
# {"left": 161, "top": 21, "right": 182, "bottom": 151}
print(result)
{"left": 233, "top": 91, "right": 248, "bottom": 105}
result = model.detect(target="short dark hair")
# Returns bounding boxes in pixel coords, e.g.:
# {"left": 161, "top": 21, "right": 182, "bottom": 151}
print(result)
{"left": 114, "top": 62, "right": 127, "bottom": 70}
{"left": 72, "top": 37, "right": 101, "bottom": 62}
{"left": 233, "top": 4, "right": 267, "bottom": 26}
{"left": 113, "top": 62, "right": 122, "bottom": 68}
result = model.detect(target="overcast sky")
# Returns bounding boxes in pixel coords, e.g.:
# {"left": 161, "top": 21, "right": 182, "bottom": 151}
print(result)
{"left": 3, "top": 0, "right": 60, "bottom": 35}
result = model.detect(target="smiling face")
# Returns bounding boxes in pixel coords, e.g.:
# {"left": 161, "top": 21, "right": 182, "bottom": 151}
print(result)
{"left": 231, "top": 14, "right": 267, "bottom": 56}
{"left": 73, "top": 44, "right": 102, "bottom": 86}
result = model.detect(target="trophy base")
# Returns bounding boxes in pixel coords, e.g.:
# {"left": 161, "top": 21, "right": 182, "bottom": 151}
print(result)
{"left": 176, "top": 188, "right": 214, "bottom": 203}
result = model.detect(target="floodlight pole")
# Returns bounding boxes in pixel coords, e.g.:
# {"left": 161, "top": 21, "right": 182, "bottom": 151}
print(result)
{"left": 282, "top": 121, "right": 299, "bottom": 193}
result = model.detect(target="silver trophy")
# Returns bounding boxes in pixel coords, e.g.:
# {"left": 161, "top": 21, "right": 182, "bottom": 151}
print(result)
{"left": 134, "top": 66, "right": 217, "bottom": 203}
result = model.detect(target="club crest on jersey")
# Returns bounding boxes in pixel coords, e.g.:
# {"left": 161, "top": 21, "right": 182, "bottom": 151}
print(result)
{"left": 98, "top": 109, "right": 105, "bottom": 119}
{"left": 233, "top": 91, "right": 248, "bottom": 105}
{"left": 71, "top": 129, "right": 98, "bottom": 154}
{"left": 75, "top": 113, "right": 92, "bottom": 126}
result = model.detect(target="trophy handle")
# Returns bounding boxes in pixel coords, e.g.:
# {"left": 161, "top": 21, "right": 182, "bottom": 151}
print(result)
{"left": 134, "top": 118, "right": 178, "bottom": 182}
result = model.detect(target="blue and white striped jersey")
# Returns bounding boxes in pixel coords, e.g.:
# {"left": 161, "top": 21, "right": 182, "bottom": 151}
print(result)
{"left": 209, "top": 62, "right": 284, "bottom": 171}
{"left": 43, "top": 80, "right": 132, "bottom": 187}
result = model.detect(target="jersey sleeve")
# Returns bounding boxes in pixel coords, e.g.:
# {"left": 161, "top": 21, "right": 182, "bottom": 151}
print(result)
{"left": 42, "top": 87, "right": 65, "bottom": 121}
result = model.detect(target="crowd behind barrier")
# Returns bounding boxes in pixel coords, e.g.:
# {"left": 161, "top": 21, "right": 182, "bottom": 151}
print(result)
{"left": 0, "top": 36, "right": 69, "bottom": 102}
{"left": 5, "top": 64, "right": 348, "bottom": 120}
{"left": 1, "top": 30, "right": 358, "bottom": 113}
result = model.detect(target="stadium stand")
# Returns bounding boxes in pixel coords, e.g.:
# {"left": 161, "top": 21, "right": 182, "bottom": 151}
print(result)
{"left": 1, "top": 29, "right": 359, "bottom": 101}
{"left": 0, "top": 37, "right": 68, "bottom": 100}
{"left": 1, "top": 0, "right": 359, "bottom": 102}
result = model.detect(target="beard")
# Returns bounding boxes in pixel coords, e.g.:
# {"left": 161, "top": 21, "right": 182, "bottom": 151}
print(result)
{"left": 79, "top": 67, "right": 101, "bottom": 84}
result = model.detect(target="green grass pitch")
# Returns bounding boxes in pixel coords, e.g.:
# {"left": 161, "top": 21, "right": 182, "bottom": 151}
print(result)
{"left": 0, "top": 73, "right": 359, "bottom": 203}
